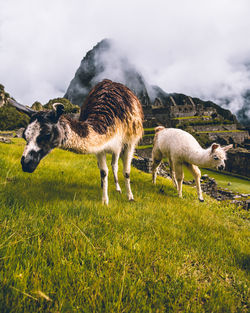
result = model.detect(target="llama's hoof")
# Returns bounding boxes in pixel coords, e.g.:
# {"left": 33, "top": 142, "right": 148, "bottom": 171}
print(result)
{"left": 116, "top": 189, "right": 122, "bottom": 194}
{"left": 102, "top": 199, "right": 109, "bottom": 205}
{"left": 159, "top": 186, "right": 165, "bottom": 194}
{"left": 199, "top": 198, "right": 204, "bottom": 202}
{"left": 129, "top": 198, "right": 135, "bottom": 202}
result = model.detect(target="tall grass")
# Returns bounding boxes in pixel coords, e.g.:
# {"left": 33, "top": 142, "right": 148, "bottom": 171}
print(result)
{"left": 0, "top": 139, "right": 249, "bottom": 312}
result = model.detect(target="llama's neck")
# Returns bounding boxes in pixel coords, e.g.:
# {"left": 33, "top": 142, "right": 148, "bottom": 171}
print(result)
{"left": 58, "top": 116, "right": 94, "bottom": 154}
{"left": 58, "top": 116, "right": 117, "bottom": 154}
{"left": 187, "top": 146, "right": 211, "bottom": 168}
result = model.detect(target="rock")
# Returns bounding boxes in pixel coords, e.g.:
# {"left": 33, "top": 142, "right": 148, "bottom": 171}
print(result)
{"left": 201, "top": 174, "right": 209, "bottom": 179}
{"left": 15, "top": 128, "right": 25, "bottom": 138}
{"left": 233, "top": 195, "right": 241, "bottom": 199}
{"left": 0, "top": 136, "right": 12, "bottom": 144}
{"left": 131, "top": 156, "right": 152, "bottom": 173}
{"left": 226, "top": 148, "right": 250, "bottom": 178}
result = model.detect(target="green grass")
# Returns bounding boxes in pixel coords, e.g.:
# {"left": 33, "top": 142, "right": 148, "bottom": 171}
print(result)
{"left": 197, "top": 130, "right": 245, "bottom": 134}
{"left": 0, "top": 139, "right": 249, "bottom": 312}
{"left": 136, "top": 144, "right": 153, "bottom": 149}
{"left": 0, "top": 131, "right": 16, "bottom": 135}
{"left": 202, "top": 169, "right": 250, "bottom": 193}
{"left": 172, "top": 116, "right": 210, "bottom": 120}
{"left": 184, "top": 168, "right": 250, "bottom": 194}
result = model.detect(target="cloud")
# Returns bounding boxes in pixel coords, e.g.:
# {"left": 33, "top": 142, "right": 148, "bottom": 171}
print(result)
{"left": 0, "top": 0, "right": 250, "bottom": 119}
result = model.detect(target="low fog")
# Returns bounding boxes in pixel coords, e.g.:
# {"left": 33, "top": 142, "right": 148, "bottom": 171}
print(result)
{"left": 0, "top": 0, "right": 250, "bottom": 119}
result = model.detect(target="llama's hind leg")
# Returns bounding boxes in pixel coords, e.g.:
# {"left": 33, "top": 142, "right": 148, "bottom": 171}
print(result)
{"left": 97, "top": 152, "right": 109, "bottom": 205}
{"left": 174, "top": 162, "right": 184, "bottom": 198}
{"left": 169, "top": 158, "right": 177, "bottom": 189}
{"left": 121, "top": 144, "right": 135, "bottom": 201}
{"left": 185, "top": 163, "right": 204, "bottom": 202}
{"left": 111, "top": 152, "right": 121, "bottom": 193}
{"left": 152, "top": 149, "right": 162, "bottom": 184}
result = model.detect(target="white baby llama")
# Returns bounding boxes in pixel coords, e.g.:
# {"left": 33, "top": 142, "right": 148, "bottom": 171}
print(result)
{"left": 152, "top": 126, "right": 233, "bottom": 201}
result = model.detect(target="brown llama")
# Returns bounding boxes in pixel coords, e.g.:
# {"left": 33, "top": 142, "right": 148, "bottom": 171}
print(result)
{"left": 9, "top": 79, "right": 144, "bottom": 204}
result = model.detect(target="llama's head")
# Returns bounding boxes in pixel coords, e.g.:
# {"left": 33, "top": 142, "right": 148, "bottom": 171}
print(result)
{"left": 8, "top": 99, "right": 64, "bottom": 173}
{"left": 209, "top": 143, "right": 233, "bottom": 170}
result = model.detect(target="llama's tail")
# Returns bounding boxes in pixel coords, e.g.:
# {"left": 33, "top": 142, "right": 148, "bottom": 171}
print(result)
{"left": 154, "top": 126, "right": 165, "bottom": 133}
{"left": 153, "top": 126, "right": 165, "bottom": 145}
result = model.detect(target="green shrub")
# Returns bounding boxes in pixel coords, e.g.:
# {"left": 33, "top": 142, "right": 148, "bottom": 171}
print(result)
{"left": 31, "top": 101, "right": 43, "bottom": 111}
{"left": 44, "top": 98, "right": 80, "bottom": 114}
{"left": 0, "top": 104, "right": 29, "bottom": 130}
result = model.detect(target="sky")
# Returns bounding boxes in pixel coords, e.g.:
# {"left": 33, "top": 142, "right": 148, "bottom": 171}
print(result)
{"left": 0, "top": 0, "right": 250, "bottom": 117}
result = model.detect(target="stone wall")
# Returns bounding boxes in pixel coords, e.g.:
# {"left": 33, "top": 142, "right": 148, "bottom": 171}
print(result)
{"left": 206, "top": 131, "right": 249, "bottom": 145}
{"left": 226, "top": 148, "right": 250, "bottom": 177}
{"left": 192, "top": 124, "right": 237, "bottom": 132}
{"left": 141, "top": 136, "right": 154, "bottom": 145}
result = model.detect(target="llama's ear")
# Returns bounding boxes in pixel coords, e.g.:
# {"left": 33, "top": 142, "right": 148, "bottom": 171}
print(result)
{"left": 223, "top": 144, "right": 233, "bottom": 152}
{"left": 8, "top": 98, "right": 35, "bottom": 117}
{"left": 52, "top": 103, "right": 65, "bottom": 121}
{"left": 211, "top": 143, "right": 219, "bottom": 153}
{"left": 155, "top": 126, "right": 165, "bottom": 133}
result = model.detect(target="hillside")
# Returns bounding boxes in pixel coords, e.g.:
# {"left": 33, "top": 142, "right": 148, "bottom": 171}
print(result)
{"left": 0, "top": 85, "right": 29, "bottom": 130}
{"left": 0, "top": 139, "right": 249, "bottom": 312}
{"left": 0, "top": 85, "right": 79, "bottom": 131}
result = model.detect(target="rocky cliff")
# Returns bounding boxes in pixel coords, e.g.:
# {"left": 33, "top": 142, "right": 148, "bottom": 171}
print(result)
{"left": 0, "top": 84, "right": 10, "bottom": 107}
{"left": 65, "top": 39, "right": 150, "bottom": 106}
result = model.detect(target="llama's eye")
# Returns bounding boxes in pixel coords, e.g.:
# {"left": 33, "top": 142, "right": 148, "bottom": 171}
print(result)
{"left": 213, "top": 156, "right": 219, "bottom": 160}
{"left": 22, "top": 131, "right": 26, "bottom": 141}
{"left": 37, "top": 133, "right": 51, "bottom": 145}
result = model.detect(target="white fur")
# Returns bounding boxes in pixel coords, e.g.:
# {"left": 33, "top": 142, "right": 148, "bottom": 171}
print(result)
{"left": 96, "top": 140, "right": 138, "bottom": 205}
{"left": 152, "top": 127, "right": 233, "bottom": 201}
{"left": 22, "top": 121, "right": 41, "bottom": 157}
{"left": 61, "top": 122, "right": 141, "bottom": 205}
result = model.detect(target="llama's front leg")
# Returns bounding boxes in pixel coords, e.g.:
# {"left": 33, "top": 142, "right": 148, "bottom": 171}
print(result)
{"left": 169, "top": 158, "right": 177, "bottom": 189}
{"left": 186, "top": 163, "right": 204, "bottom": 202}
{"left": 111, "top": 152, "right": 121, "bottom": 193}
{"left": 122, "top": 144, "right": 135, "bottom": 201}
{"left": 152, "top": 149, "right": 162, "bottom": 184}
{"left": 97, "top": 153, "right": 109, "bottom": 205}
{"left": 174, "top": 163, "right": 184, "bottom": 198}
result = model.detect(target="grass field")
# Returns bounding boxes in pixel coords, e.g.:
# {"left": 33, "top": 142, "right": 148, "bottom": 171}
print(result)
{"left": 182, "top": 168, "right": 250, "bottom": 194}
{"left": 172, "top": 116, "right": 210, "bottom": 120}
{"left": 197, "top": 130, "right": 245, "bottom": 134}
{"left": 0, "top": 139, "right": 249, "bottom": 312}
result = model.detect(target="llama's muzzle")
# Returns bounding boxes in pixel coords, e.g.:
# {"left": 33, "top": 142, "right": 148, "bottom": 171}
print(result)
{"left": 21, "top": 153, "right": 40, "bottom": 173}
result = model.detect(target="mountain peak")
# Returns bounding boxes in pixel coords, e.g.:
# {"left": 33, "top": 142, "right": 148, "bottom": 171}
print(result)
{"left": 64, "top": 39, "right": 150, "bottom": 106}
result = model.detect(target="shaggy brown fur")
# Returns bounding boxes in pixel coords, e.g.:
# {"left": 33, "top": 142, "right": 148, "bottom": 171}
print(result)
{"left": 80, "top": 79, "right": 144, "bottom": 135}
